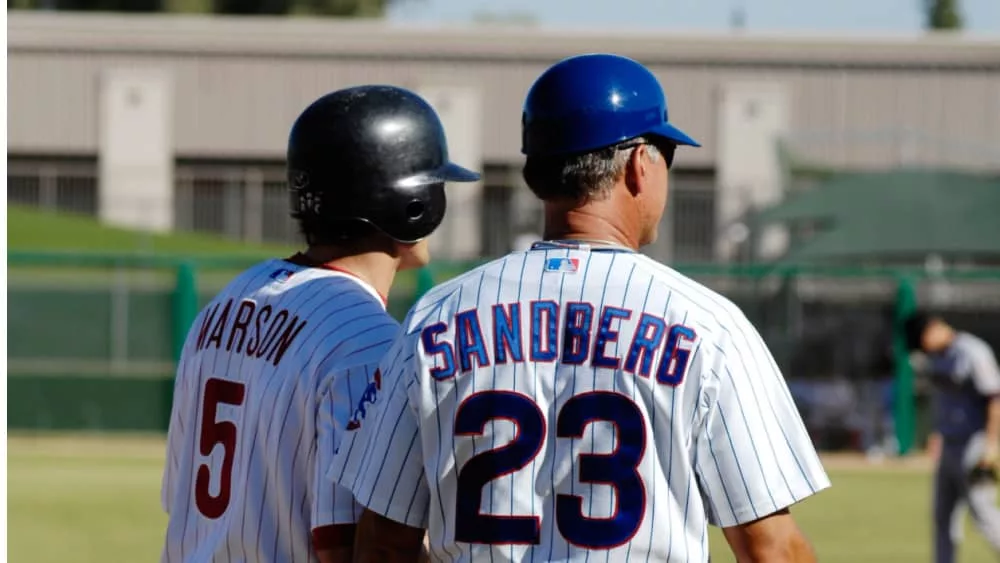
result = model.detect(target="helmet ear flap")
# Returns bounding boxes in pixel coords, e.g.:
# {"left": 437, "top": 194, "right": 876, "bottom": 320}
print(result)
{"left": 367, "top": 182, "right": 447, "bottom": 244}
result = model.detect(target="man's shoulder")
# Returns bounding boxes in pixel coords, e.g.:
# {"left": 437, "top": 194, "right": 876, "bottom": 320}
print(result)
{"left": 207, "top": 258, "right": 375, "bottom": 306}
{"left": 956, "top": 332, "right": 994, "bottom": 354}
{"left": 631, "top": 254, "right": 747, "bottom": 324}
{"left": 211, "top": 258, "right": 282, "bottom": 294}
{"left": 316, "top": 309, "right": 400, "bottom": 359}
{"left": 402, "top": 255, "right": 517, "bottom": 331}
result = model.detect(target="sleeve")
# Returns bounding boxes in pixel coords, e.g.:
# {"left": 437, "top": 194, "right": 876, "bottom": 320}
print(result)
{"left": 328, "top": 336, "right": 430, "bottom": 529}
{"left": 968, "top": 339, "right": 1000, "bottom": 397}
{"left": 693, "top": 312, "right": 831, "bottom": 528}
{"left": 311, "top": 379, "right": 364, "bottom": 530}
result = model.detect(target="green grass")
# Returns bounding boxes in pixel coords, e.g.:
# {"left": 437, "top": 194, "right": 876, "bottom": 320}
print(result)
{"left": 8, "top": 435, "right": 169, "bottom": 563}
{"left": 7, "top": 206, "right": 294, "bottom": 256}
{"left": 8, "top": 436, "right": 996, "bottom": 563}
{"left": 4, "top": 205, "right": 470, "bottom": 290}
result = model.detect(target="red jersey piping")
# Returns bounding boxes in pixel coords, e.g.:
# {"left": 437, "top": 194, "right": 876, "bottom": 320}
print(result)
{"left": 283, "top": 253, "right": 389, "bottom": 306}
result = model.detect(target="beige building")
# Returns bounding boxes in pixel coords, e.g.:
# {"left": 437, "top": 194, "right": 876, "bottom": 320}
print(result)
{"left": 8, "top": 12, "right": 1000, "bottom": 261}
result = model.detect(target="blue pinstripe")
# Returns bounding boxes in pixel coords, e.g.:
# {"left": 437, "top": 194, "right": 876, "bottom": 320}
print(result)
{"left": 382, "top": 425, "right": 420, "bottom": 516}
{"left": 506, "top": 252, "right": 535, "bottom": 563}
{"left": 582, "top": 253, "right": 619, "bottom": 563}
{"left": 721, "top": 362, "right": 779, "bottom": 510}
{"left": 661, "top": 309, "right": 691, "bottom": 563}
{"left": 706, "top": 427, "right": 735, "bottom": 523}
{"left": 436, "top": 285, "right": 463, "bottom": 563}
{"left": 327, "top": 249, "right": 830, "bottom": 562}
{"left": 642, "top": 282, "right": 671, "bottom": 563}
{"left": 681, "top": 375, "right": 703, "bottom": 560}
{"left": 593, "top": 261, "right": 636, "bottom": 563}
{"left": 635, "top": 255, "right": 817, "bottom": 496}
{"left": 715, "top": 387, "right": 762, "bottom": 520}
{"left": 338, "top": 347, "right": 405, "bottom": 490}
{"left": 546, "top": 249, "right": 599, "bottom": 561}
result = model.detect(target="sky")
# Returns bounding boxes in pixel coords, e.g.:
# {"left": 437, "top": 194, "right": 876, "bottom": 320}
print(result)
{"left": 387, "top": 0, "right": 1000, "bottom": 34}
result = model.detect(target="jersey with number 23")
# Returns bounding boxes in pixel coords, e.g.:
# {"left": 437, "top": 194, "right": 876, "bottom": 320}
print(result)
{"left": 330, "top": 242, "right": 830, "bottom": 562}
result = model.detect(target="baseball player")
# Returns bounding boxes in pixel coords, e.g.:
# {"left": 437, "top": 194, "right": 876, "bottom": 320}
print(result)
{"left": 330, "top": 54, "right": 830, "bottom": 562}
{"left": 903, "top": 312, "right": 1000, "bottom": 563}
{"left": 159, "top": 85, "right": 479, "bottom": 563}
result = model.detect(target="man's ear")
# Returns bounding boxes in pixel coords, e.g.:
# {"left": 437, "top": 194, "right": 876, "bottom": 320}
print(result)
{"left": 623, "top": 146, "right": 649, "bottom": 196}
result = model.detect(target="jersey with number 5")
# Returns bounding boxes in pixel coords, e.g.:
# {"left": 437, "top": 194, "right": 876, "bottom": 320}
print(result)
{"left": 330, "top": 244, "right": 830, "bottom": 562}
{"left": 160, "top": 254, "right": 397, "bottom": 563}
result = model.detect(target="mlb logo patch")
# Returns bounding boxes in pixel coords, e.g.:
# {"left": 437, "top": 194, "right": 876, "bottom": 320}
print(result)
{"left": 269, "top": 268, "right": 295, "bottom": 283}
{"left": 545, "top": 257, "right": 580, "bottom": 273}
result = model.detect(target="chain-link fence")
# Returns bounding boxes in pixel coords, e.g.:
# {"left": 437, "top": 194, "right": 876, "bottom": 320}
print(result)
{"left": 7, "top": 259, "right": 178, "bottom": 430}
{"left": 687, "top": 268, "right": 1000, "bottom": 452}
{"left": 9, "top": 252, "right": 1000, "bottom": 453}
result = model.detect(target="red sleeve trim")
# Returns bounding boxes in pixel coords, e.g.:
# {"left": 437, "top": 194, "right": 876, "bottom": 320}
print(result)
{"left": 311, "top": 524, "right": 357, "bottom": 551}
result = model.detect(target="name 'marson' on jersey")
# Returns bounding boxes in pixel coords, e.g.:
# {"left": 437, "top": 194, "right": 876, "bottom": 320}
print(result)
{"left": 329, "top": 242, "right": 830, "bottom": 562}
{"left": 161, "top": 254, "right": 397, "bottom": 563}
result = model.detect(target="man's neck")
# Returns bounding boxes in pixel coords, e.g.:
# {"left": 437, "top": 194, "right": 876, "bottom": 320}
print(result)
{"left": 301, "top": 247, "right": 399, "bottom": 302}
{"left": 543, "top": 201, "right": 641, "bottom": 250}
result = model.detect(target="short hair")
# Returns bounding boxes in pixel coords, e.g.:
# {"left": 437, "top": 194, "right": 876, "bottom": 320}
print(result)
{"left": 902, "top": 311, "right": 932, "bottom": 352}
{"left": 522, "top": 137, "right": 660, "bottom": 203}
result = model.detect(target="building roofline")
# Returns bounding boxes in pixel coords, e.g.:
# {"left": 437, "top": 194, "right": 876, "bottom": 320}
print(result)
{"left": 9, "top": 11, "right": 1000, "bottom": 67}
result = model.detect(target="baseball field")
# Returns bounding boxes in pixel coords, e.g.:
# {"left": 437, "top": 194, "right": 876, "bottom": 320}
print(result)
{"left": 8, "top": 209, "right": 996, "bottom": 561}
{"left": 8, "top": 434, "right": 995, "bottom": 563}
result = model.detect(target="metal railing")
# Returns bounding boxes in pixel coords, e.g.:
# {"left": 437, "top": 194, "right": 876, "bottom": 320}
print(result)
{"left": 8, "top": 250, "right": 1000, "bottom": 452}
{"left": 8, "top": 158, "right": 722, "bottom": 262}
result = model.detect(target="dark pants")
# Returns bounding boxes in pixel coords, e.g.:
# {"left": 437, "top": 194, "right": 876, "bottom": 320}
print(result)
{"left": 934, "top": 439, "right": 1000, "bottom": 563}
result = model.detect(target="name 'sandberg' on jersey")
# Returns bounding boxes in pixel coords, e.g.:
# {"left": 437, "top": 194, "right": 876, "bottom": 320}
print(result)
{"left": 421, "top": 301, "right": 698, "bottom": 384}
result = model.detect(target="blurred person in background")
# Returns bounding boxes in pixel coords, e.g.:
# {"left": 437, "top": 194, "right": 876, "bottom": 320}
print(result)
{"left": 903, "top": 311, "right": 1000, "bottom": 563}
{"left": 159, "top": 85, "right": 478, "bottom": 563}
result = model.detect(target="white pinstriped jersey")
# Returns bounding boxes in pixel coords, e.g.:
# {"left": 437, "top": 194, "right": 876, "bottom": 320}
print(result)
{"left": 161, "top": 254, "right": 397, "bottom": 563}
{"left": 330, "top": 242, "right": 830, "bottom": 562}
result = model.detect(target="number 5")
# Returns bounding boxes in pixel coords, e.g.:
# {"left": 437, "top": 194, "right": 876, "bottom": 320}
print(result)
{"left": 195, "top": 377, "right": 246, "bottom": 519}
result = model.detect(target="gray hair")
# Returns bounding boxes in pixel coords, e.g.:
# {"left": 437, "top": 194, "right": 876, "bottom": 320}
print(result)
{"left": 522, "top": 136, "right": 660, "bottom": 203}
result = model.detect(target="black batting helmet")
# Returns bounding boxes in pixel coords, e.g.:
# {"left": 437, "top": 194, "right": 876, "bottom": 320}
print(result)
{"left": 288, "top": 85, "right": 480, "bottom": 244}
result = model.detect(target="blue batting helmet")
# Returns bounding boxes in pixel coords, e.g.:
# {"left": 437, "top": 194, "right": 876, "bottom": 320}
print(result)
{"left": 521, "top": 53, "right": 700, "bottom": 157}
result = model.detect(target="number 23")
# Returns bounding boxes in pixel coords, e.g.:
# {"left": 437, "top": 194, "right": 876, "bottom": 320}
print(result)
{"left": 454, "top": 391, "right": 646, "bottom": 549}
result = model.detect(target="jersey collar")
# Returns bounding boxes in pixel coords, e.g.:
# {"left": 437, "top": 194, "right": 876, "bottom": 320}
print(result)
{"left": 529, "top": 239, "right": 636, "bottom": 253}
{"left": 283, "top": 253, "right": 388, "bottom": 308}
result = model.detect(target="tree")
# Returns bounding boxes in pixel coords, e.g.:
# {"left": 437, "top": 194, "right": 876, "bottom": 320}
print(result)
{"left": 213, "top": 0, "right": 288, "bottom": 15}
{"left": 304, "top": 0, "right": 381, "bottom": 16}
{"left": 289, "top": 0, "right": 409, "bottom": 16}
{"left": 42, "top": 0, "right": 403, "bottom": 17}
{"left": 924, "top": 0, "right": 963, "bottom": 30}
{"left": 53, "top": 0, "right": 161, "bottom": 12}
{"left": 471, "top": 10, "right": 537, "bottom": 25}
